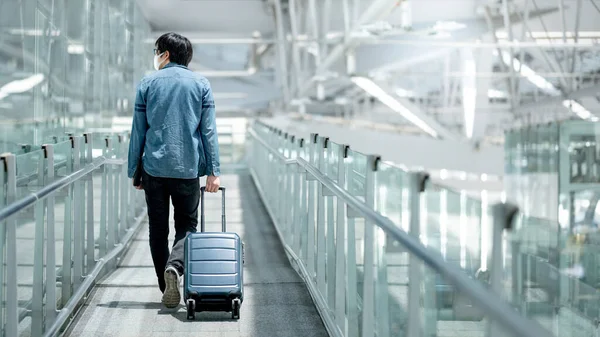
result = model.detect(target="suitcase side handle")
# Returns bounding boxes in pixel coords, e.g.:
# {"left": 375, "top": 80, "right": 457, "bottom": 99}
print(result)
{"left": 200, "top": 186, "right": 226, "bottom": 232}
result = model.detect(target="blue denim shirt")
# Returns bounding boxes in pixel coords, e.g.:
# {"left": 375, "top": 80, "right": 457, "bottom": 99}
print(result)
{"left": 127, "top": 63, "right": 220, "bottom": 179}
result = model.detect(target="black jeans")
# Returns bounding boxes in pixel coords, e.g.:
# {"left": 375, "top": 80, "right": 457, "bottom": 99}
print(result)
{"left": 142, "top": 170, "right": 199, "bottom": 293}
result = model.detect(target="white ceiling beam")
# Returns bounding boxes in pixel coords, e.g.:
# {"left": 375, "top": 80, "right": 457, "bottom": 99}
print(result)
{"left": 375, "top": 80, "right": 461, "bottom": 141}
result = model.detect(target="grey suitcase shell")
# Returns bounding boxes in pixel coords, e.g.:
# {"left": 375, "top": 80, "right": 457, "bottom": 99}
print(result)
{"left": 184, "top": 187, "right": 243, "bottom": 320}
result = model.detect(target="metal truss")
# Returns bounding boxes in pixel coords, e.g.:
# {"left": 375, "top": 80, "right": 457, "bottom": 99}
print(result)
{"left": 264, "top": 0, "right": 600, "bottom": 146}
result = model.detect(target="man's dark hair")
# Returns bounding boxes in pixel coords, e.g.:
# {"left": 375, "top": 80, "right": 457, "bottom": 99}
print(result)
{"left": 155, "top": 32, "right": 193, "bottom": 66}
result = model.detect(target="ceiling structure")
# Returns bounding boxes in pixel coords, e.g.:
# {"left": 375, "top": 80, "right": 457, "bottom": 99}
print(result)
{"left": 136, "top": 0, "right": 600, "bottom": 145}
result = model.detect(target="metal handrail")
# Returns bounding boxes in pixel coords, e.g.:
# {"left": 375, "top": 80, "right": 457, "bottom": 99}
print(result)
{"left": 248, "top": 127, "right": 553, "bottom": 337}
{"left": 42, "top": 213, "right": 145, "bottom": 337}
{"left": 0, "top": 156, "right": 106, "bottom": 223}
{"left": 0, "top": 131, "right": 142, "bottom": 337}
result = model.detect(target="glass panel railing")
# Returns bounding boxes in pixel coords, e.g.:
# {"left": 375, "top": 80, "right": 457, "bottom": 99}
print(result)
{"left": 0, "top": 118, "right": 89, "bottom": 155}
{"left": 253, "top": 116, "right": 599, "bottom": 335}
{"left": 375, "top": 162, "right": 409, "bottom": 233}
{"left": 383, "top": 228, "right": 507, "bottom": 336}
{"left": 0, "top": 131, "right": 145, "bottom": 336}
{"left": 249, "top": 120, "right": 553, "bottom": 337}
{"left": 423, "top": 182, "right": 485, "bottom": 276}
{"left": 53, "top": 140, "right": 74, "bottom": 178}
{"left": 347, "top": 149, "right": 367, "bottom": 199}
{"left": 15, "top": 149, "right": 45, "bottom": 199}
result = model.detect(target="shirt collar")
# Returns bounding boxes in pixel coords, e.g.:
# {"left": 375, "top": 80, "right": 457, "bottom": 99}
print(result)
{"left": 163, "top": 62, "right": 188, "bottom": 70}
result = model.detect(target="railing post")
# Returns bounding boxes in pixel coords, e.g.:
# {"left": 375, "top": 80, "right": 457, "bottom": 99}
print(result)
{"left": 84, "top": 133, "right": 96, "bottom": 274}
{"left": 488, "top": 202, "right": 519, "bottom": 337}
{"left": 32, "top": 142, "right": 51, "bottom": 337}
{"left": 290, "top": 135, "right": 297, "bottom": 247}
{"left": 335, "top": 144, "right": 349, "bottom": 331}
{"left": 113, "top": 136, "right": 121, "bottom": 244}
{"left": 72, "top": 136, "right": 84, "bottom": 289}
{"left": 61, "top": 137, "right": 74, "bottom": 307}
{"left": 297, "top": 138, "right": 307, "bottom": 262}
{"left": 361, "top": 154, "right": 379, "bottom": 337}
{"left": 120, "top": 134, "right": 128, "bottom": 234}
{"left": 78, "top": 136, "right": 86, "bottom": 278}
{"left": 283, "top": 134, "right": 292, "bottom": 243}
{"left": 345, "top": 149, "right": 359, "bottom": 337}
{"left": 316, "top": 136, "right": 328, "bottom": 297}
{"left": 276, "top": 131, "right": 284, "bottom": 225}
{"left": 306, "top": 133, "right": 318, "bottom": 279}
{"left": 99, "top": 137, "right": 109, "bottom": 258}
{"left": 32, "top": 143, "right": 47, "bottom": 337}
{"left": 106, "top": 136, "right": 115, "bottom": 252}
{"left": 1, "top": 153, "right": 18, "bottom": 337}
{"left": 292, "top": 138, "right": 303, "bottom": 254}
{"left": 407, "top": 171, "right": 430, "bottom": 337}
{"left": 373, "top": 157, "right": 390, "bottom": 337}
{"left": 265, "top": 129, "right": 275, "bottom": 215}
{"left": 43, "top": 144, "right": 57, "bottom": 326}
{"left": 326, "top": 142, "right": 336, "bottom": 308}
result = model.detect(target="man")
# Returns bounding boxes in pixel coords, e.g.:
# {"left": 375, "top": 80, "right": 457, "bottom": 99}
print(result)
{"left": 127, "top": 32, "right": 221, "bottom": 308}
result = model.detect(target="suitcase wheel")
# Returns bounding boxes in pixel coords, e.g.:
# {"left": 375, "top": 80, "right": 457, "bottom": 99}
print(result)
{"left": 186, "top": 299, "right": 196, "bottom": 320}
{"left": 232, "top": 298, "right": 241, "bottom": 320}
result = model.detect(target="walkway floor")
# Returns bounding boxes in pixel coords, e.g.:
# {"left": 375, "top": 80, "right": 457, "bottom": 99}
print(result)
{"left": 65, "top": 173, "right": 328, "bottom": 337}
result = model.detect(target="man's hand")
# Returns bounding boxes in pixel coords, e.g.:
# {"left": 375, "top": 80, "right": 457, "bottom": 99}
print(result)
{"left": 206, "top": 175, "right": 220, "bottom": 193}
{"left": 132, "top": 179, "right": 143, "bottom": 190}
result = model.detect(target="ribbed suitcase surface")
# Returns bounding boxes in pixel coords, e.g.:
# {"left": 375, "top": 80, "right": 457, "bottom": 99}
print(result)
{"left": 184, "top": 232, "right": 243, "bottom": 296}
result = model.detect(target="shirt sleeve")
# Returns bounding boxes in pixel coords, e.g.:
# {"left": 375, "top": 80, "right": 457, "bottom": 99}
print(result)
{"left": 127, "top": 81, "right": 148, "bottom": 178}
{"left": 199, "top": 80, "right": 220, "bottom": 177}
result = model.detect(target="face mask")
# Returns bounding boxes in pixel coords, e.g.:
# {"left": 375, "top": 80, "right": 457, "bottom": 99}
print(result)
{"left": 153, "top": 52, "right": 165, "bottom": 71}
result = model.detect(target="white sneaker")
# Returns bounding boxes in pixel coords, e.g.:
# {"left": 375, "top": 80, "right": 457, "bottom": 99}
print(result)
{"left": 162, "top": 266, "right": 181, "bottom": 308}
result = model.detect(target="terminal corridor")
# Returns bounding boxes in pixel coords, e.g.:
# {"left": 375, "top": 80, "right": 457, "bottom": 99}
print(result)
{"left": 65, "top": 173, "right": 328, "bottom": 337}
{"left": 2, "top": 0, "right": 599, "bottom": 336}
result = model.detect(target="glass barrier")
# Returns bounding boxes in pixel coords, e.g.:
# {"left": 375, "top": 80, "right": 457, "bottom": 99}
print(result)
{"left": 15, "top": 149, "right": 45, "bottom": 197}
{"left": 423, "top": 182, "right": 485, "bottom": 276}
{"left": 0, "top": 131, "right": 145, "bottom": 337}
{"left": 249, "top": 120, "right": 554, "bottom": 337}
{"left": 256, "top": 116, "right": 600, "bottom": 336}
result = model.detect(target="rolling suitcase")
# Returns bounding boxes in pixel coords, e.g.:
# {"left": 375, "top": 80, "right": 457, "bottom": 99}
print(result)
{"left": 184, "top": 186, "right": 244, "bottom": 320}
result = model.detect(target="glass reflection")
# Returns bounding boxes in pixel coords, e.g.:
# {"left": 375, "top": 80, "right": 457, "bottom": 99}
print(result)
{"left": 0, "top": 0, "right": 150, "bottom": 153}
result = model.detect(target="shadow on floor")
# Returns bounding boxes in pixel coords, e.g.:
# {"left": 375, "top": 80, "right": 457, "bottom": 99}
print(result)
{"left": 96, "top": 301, "right": 165, "bottom": 310}
{"left": 94, "top": 300, "right": 237, "bottom": 324}
{"left": 159, "top": 309, "right": 238, "bottom": 323}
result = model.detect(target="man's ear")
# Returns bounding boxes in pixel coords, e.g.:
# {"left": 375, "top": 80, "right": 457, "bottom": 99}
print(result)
{"left": 164, "top": 50, "right": 170, "bottom": 62}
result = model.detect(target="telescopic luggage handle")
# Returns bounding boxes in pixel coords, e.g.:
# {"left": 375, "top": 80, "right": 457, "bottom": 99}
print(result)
{"left": 200, "top": 186, "right": 226, "bottom": 232}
